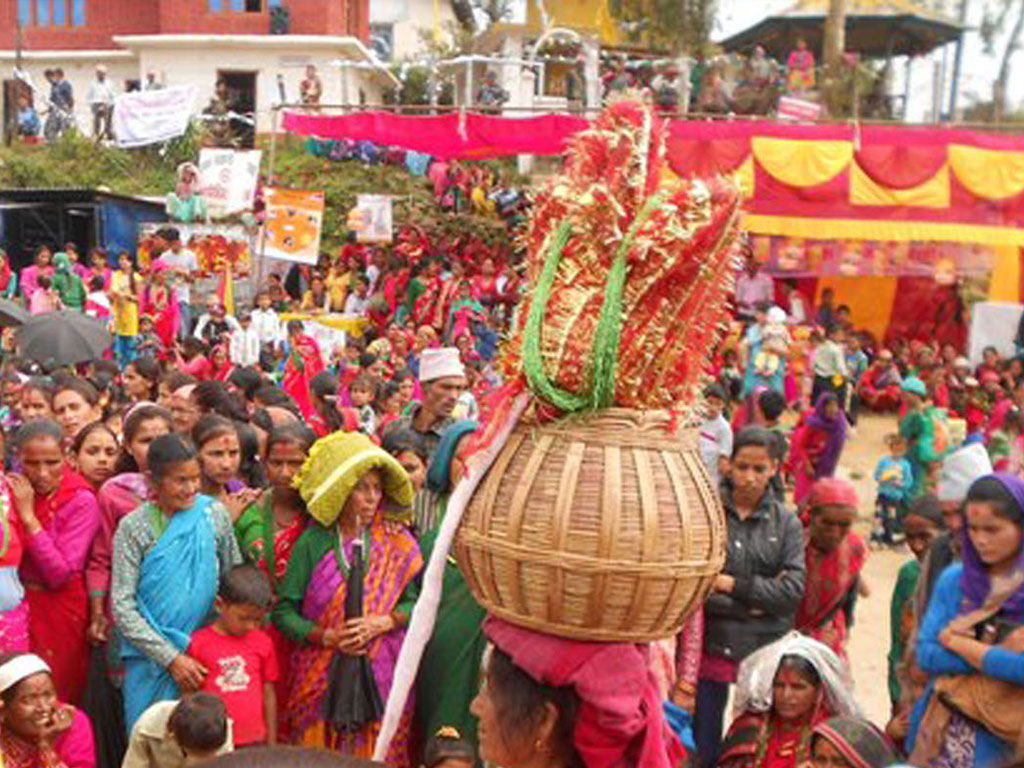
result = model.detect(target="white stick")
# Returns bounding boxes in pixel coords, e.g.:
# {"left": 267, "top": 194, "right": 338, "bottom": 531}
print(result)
{"left": 373, "top": 393, "right": 529, "bottom": 761}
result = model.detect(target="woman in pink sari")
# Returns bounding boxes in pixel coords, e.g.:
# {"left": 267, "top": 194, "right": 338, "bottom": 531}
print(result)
{"left": 788, "top": 393, "right": 848, "bottom": 506}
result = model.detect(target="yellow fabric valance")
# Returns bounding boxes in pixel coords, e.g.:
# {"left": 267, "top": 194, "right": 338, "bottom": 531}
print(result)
{"left": 751, "top": 138, "right": 853, "bottom": 187}
{"left": 850, "top": 162, "right": 950, "bottom": 209}
{"left": 949, "top": 145, "right": 1024, "bottom": 201}
{"left": 743, "top": 214, "right": 1024, "bottom": 246}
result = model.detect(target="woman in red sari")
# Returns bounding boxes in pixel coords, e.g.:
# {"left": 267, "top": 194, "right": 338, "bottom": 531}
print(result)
{"left": 788, "top": 394, "right": 847, "bottom": 506}
{"left": 282, "top": 320, "right": 326, "bottom": 430}
{"left": 794, "top": 479, "right": 867, "bottom": 661}
{"left": 717, "top": 633, "right": 860, "bottom": 768}
{"left": 8, "top": 420, "right": 100, "bottom": 705}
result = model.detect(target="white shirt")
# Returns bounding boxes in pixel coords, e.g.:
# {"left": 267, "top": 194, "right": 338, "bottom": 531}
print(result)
{"left": 698, "top": 414, "right": 733, "bottom": 488}
{"left": 87, "top": 78, "right": 116, "bottom": 106}
{"left": 250, "top": 307, "right": 281, "bottom": 345}
{"left": 230, "top": 326, "right": 261, "bottom": 367}
{"left": 788, "top": 293, "right": 808, "bottom": 325}
{"left": 344, "top": 292, "right": 369, "bottom": 316}
{"left": 156, "top": 248, "right": 198, "bottom": 304}
{"left": 193, "top": 313, "right": 242, "bottom": 341}
{"left": 366, "top": 263, "right": 381, "bottom": 292}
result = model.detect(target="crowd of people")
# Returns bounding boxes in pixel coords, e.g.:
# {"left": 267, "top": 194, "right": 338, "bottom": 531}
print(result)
{"left": 0, "top": 208, "right": 1017, "bottom": 768}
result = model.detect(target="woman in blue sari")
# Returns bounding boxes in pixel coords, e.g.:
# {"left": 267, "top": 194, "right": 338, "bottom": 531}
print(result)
{"left": 110, "top": 433, "right": 241, "bottom": 729}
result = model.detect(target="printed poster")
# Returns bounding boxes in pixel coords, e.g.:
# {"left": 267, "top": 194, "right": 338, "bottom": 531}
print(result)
{"left": 198, "top": 148, "right": 263, "bottom": 217}
{"left": 355, "top": 194, "right": 394, "bottom": 243}
{"left": 262, "top": 188, "right": 325, "bottom": 265}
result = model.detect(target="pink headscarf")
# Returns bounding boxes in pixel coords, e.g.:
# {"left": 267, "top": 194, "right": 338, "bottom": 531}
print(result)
{"left": 484, "top": 617, "right": 685, "bottom": 768}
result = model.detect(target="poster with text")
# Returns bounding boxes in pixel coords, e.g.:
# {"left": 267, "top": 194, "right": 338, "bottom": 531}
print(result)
{"left": 355, "top": 194, "right": 394, "bottom": 243}
{"left": 199, "top": 148, "right": 263, "bottom": 217}
{"left": 263, "top": 188, "right": 325, "bottom": 265}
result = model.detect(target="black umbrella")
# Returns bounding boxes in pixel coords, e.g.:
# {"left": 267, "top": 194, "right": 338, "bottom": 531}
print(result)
{"left": 322, "top": 539, "right": 383, "bottom": 736}
{"left": 0, "top": 299, "right": 29, "bottom": 327}
{"left": 16, "top": 310, "right": 112, "bottom": 367}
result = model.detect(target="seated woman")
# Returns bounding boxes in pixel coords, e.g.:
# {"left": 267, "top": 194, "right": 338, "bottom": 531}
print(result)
{"left": 473, "top": 617, "right": 685, "bottom": 768}
{"left": 110, "top": 434, "right": 242, "bottom": 730}
{"left": 810, "top": 717, "right": 899, "bottom": 768}
{"left": 858, "top": 352, "right": 902, "bottom": 413}
{"left": 795, "top": 478, "right": 868, "bottom": 661}
{"left": 909, "top": 473, "right": 1024, "bottom": 768}
{"left": 0, "top": 652, "right": 95, "bottom": 768}
{"left": 272, "top": 431, "right": 422, "bottom": 762}
{"left": 717, "top": 633, "right": 859, "bottom": 768}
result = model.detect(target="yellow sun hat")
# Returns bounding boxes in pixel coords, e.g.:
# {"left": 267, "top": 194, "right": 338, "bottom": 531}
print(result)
{"left": 293, "top": 431, "right": 414, "bottom": 527}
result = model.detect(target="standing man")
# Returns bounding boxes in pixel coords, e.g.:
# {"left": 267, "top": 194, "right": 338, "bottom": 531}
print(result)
{"left": 87, "top": 65, "right": 117, "bottom": 142}
{"left": 735, "top": 245, "right": 774, "bottom": 324}
{"left": 383, "top": 347, "right": 464, "bottom": 463}
{"left": 45, "top": 68, "right": 75, "bottom": 143}
{"left": 151, "top": 227, "right": 198, "bottom": 340}
{"left": 143, "top": 70, "right": 164, "bottom": 91}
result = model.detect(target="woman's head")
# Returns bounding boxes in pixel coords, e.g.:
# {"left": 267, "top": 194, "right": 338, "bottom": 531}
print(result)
{"left": 772, "top": 654, "right": 822, "bottom": 723}
{"left": 903, "top": 494, "right": 944, "bottom": 562}
{"left": 118, "top": 251, "right": 133, "bottom": 272}
{"left": 15, "top": 420, "right": 64, "bottom": 495}
{"left": 811, "top": 717, "right": 899, "bottom": 768}
{"left": 382, "top": 428, "right": 429, "bottom": 492}
{"left": 964, "top": 475, "right": 1024, "bottom": 574}
{"left": 158, "top": 371, "right": 195, "bottom": 410}
{"left": 0, "top": 654, "right": 60, "bottom": 742}
{"left": 265, "top": 424, "right": 316, "bottom": 495}
{"left": 33, "top": 245, "right": 51, "bottom": 268}
{"left": 124, "top": 358, "right": 161, "bottom": 402}
{"left": 192, "top": 415, "right": 241, "bottom": 491}
{"left": 53, "top": 380, "right": 101, "bottom": 441}
{"left": 70, "top": 421, "right": 118, "bottom": 489}
{"left": 807, "top": 479, "right": 858, "bottom": 554}
{"left": 18, "top": 378, "right": 55, "bottom": 423}
{"left": 817, "top": 392, "right": 841, "bottom": 420}
{"left": 471, "top": 647, "right": 581, "bottom": 768}
{"left": 171, "top": 385, "right": 200, "bottom": 435}
{"left": 729, "top": 426, "right": 778, "bottom": 504}
{"left": 147, "top": 433, "right": 200, "bottom": 513}
{"left": 116, "top": 403, "right": 173, "bottom": 474}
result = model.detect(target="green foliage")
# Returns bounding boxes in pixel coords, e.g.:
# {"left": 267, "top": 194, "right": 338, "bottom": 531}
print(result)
{"left": 0, "top": 126, "right": 517, "bottom": 257}
{"left": 610, "top": 0, "right": 718, "bottom": 54}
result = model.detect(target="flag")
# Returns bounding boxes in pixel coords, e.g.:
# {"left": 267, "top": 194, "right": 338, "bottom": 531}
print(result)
{"left": 217, "top": 264, "right": 234, "bottom": 316}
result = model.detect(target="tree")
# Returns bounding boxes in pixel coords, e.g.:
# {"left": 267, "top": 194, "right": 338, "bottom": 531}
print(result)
{"left": 821, "top": 0, "right": 847, "bottom": 114}
{"left": 981, "top": 0, "right": 1024, "bottom": 120}
{"left": 610, "top": 0, "right": 718, "bottom": 55}
{"left": 448, "top": 0, "right": 514, "bottom": 33}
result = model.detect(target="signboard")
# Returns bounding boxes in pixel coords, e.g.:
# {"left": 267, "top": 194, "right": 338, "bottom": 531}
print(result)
{"left": 263, "top": 188, "right": 325, "bottom": 265}
{"left": 137, "top": 223, "right": 252, "bottom": 275}
{"left": 198, "top": 149, "right": 263, "bottom": 217}
{"left": 355, "top": 194, "right": 393, "bottom": 243}
{"left": 113, "top": 85, "right": 197, "bottom": 148}
{"left": 777, "top": 96, "right": 823, "bottom": 122}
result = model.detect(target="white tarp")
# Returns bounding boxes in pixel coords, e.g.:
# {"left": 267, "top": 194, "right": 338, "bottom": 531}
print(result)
{"left": 113, "top": 85, "right": 197, "bottom": 148}
{"left": 968, "top": 301, "right": 1023, "bottom": 364}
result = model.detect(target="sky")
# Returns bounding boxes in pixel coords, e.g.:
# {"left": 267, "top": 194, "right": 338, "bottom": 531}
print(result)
{"left": 714, "top": 0, "right": 1012, "bottom": 121}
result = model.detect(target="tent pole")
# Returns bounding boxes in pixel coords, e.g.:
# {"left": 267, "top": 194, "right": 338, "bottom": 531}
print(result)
{"left": 948, "top": 0, "right": 968, "bottom": 120}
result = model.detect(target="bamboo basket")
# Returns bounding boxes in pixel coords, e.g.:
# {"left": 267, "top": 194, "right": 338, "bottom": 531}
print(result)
{"left": 454, "top": 408, "right": 726, "bottom": 642}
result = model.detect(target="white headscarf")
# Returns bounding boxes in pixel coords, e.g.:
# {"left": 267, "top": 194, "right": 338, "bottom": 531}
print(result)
{"left": 733, "top": 632, "right": 861, "bottom": 719}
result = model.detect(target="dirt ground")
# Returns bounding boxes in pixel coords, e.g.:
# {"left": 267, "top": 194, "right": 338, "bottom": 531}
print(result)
{"left": 832, "top": 412, "right": 908, "bottom": 724}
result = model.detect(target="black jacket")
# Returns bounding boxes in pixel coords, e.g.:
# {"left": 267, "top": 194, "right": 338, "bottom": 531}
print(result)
{"left": 703, "top": 483, "right": 806, "bottom": 663}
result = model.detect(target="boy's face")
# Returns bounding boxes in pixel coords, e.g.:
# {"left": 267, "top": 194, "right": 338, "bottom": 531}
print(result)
{"left": 215, "top": 598, "right": 266, "bottom": 637}
{"left": 889, "top": 440, "right": 906, "bottom": 457}
{"left": 704, "top": 395, "right": 724, "bottom": 420}
{"left": 350, "top": 387, "right": 372, "bottom": 407}
{"left": 258, "top": 294, "right": 271, "bottom": 309}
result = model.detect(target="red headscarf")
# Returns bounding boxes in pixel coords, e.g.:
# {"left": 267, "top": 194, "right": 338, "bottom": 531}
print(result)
{"left": 484, "top": 617, "right": 685, "bottom": 768}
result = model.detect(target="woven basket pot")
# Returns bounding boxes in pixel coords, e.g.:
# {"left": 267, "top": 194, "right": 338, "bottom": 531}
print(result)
{"left": 454, "top": 408, "right": 726, "bottom": 642}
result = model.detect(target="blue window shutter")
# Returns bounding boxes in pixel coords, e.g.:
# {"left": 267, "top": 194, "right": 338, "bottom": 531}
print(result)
{"left": 17, "top": 0, "right": 31, "bottom": 26}
{"left": 37, "top": 0, "right": 50, "bottom": 26}
{"left": 72, "top": 0, "right": 85, "bottom": 25}
{"left": 53, "top": 0, "right": 66, "bottom": 25}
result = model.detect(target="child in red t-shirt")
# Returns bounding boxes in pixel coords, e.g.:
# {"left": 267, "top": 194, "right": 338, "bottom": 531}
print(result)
{"left": 188, "top": 564, "right": 278, "bottom": 746}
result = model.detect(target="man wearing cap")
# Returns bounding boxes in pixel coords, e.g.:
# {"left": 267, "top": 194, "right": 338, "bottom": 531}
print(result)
{"left": 87, "top": 65, "right": 117, "bottom": 141}
{"left": 383, "top": 347, "right": 464, "bottom": 462}
{"left": 152, "top": 227, "right": 199, "bottom": 340}
{"left": 858, "top": 349, "right": 902, "bottom": 412}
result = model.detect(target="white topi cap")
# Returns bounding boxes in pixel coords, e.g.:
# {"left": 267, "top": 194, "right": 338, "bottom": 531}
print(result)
{"left": 938, "top": 443, "right": 993, "bottom": 503}
{"left": 0, "top": 654, "right": 51, "bottom": 694}
{"left": 419, "top": 347, "right": 465, "bottom": 384}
